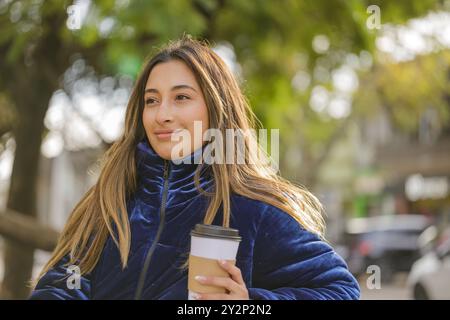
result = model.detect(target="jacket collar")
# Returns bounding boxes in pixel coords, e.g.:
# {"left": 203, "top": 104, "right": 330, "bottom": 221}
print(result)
{"left": 134, "top": 138, "right": 213, "bottom": 208}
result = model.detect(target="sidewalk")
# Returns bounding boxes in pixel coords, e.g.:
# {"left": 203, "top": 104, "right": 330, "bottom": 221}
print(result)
{"left": 359, "top": 273, "right": 411, "bottom": 300}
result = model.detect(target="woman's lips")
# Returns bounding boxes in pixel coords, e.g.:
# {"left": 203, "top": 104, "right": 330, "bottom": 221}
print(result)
{"left": 154, "top": 129, "right": 181, "bottom": 140}
{"left": 155, "top": 132, "right": 173, "bottom": 139}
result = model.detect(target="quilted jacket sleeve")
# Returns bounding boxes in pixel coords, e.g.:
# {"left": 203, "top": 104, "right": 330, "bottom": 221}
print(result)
{"left": 247, "top": 206, "right": 360, "bottom": 300}
{"left": 29, "top": 254, "right": 91, "bottom": 300}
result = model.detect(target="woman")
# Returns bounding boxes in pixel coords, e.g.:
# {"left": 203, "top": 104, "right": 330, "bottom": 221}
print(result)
{"left": 30, "top": 36, "right": 360, "bottom": 300}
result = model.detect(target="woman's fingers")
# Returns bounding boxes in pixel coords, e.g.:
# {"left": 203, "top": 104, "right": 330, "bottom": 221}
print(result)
{"left": 217, "top": 259, "right": 245, "bottom": 285}
{"left": 194, "top": 260, "right": 249, "bottom": 300}
{"left": 195, "top": 275, "right": 241, "bottom": 293}
{"left": 194, "top": 292, "right": 236, "bottom": 300}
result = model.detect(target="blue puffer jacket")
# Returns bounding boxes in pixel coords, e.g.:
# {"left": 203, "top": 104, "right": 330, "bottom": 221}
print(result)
{"left": 30, "top": 139, "right": 360, "bottom": 300}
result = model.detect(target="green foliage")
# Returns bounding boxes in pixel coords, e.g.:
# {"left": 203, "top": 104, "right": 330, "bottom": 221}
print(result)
{"left": 355, "top": 50, "right": 450, "bottom": 133}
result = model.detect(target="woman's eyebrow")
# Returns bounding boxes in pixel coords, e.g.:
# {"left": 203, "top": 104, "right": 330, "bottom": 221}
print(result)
{"left": 144, "top": 85, "right": 197, "bottom": 94}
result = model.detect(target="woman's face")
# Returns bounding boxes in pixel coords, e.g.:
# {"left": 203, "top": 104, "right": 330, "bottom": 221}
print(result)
{"left": 143, "top": 59, "right": 209, "bottom": 160}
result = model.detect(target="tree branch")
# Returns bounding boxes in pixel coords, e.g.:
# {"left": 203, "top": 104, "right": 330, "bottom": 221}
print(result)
{"left": 0, "top": 209, "right": 59, "bottom": 252}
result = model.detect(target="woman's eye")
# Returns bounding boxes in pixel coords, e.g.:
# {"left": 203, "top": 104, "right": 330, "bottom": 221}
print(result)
{"left": 145, "top": 95, "right": 189, "bottom": 105}
{"left": 145, "top": 98, "right": 157, "bottom": 105}
{"left": 176, "top": 94, "right": 190, "bottom": 101}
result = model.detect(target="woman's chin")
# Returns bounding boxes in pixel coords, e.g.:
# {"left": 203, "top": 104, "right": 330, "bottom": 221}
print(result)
{"left": 154, "top": 148, "right": 173, "bottom": 160}
{"left": 153, "top": 145, "right": 185, "bottom": 161}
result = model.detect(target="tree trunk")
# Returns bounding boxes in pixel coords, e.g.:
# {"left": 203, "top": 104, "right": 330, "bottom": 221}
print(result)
{"left": 0, "top": 65, "right": 52, "bottom": 299}
{"left": 0, "top": 209, "right": 59, "bottom": 252}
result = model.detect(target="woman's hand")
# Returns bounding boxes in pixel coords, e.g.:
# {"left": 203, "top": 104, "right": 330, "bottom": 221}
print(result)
{"left": 193, "top": 259, "right": 249, "bottom": 300}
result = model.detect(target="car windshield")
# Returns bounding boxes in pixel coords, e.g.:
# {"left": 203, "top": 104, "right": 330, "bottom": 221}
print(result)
{"left": 361, "top": 230, "right": 423, "bottom": 250}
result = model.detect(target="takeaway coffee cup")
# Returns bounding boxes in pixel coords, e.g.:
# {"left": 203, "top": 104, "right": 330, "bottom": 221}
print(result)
{"left": 188, "top": 224, "right": 242, "bottom": 300}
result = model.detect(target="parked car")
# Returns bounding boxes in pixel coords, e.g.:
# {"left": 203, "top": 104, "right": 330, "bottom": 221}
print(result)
{"left": 407, "top": 227, "right": 450, "bottom": 299}
{"left": 344, "top": 214, "right": 431, "bottom": 283}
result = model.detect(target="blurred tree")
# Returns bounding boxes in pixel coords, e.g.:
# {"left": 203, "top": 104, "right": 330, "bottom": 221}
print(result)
{"left": 355, "top": 50, "right": 450, "bottom": 136}
{"left": 0, "top": 94, "right": 15, "bottom": 150}
{"left": 0, "top": 0, "right": 443, "bottom": 298}
{"left": 206, "top": 0, "right": 444, "bottom": 186}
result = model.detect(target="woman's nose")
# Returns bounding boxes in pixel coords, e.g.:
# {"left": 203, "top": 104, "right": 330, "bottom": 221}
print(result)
{"left": 155, "top": 100, "right": 174, "bottom": 123}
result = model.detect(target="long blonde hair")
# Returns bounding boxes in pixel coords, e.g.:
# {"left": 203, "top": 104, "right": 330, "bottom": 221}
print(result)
{"left": 34, "top": 35, "right": 325, "bottom": 285}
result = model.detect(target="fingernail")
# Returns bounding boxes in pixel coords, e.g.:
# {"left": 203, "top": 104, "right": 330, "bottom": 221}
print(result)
{"left": 192, "top": 292, "right": 201, "bottom": 300}
{"left": 195, "top": 275, "right": 206, "bottom": 282}
{"left": 219, "top": 259, "right": 227, "bottom": 265}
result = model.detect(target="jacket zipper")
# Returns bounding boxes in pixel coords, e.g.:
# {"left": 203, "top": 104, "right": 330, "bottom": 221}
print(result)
{"left": 135, "top": 160, "right": 170, "bottom": 300}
